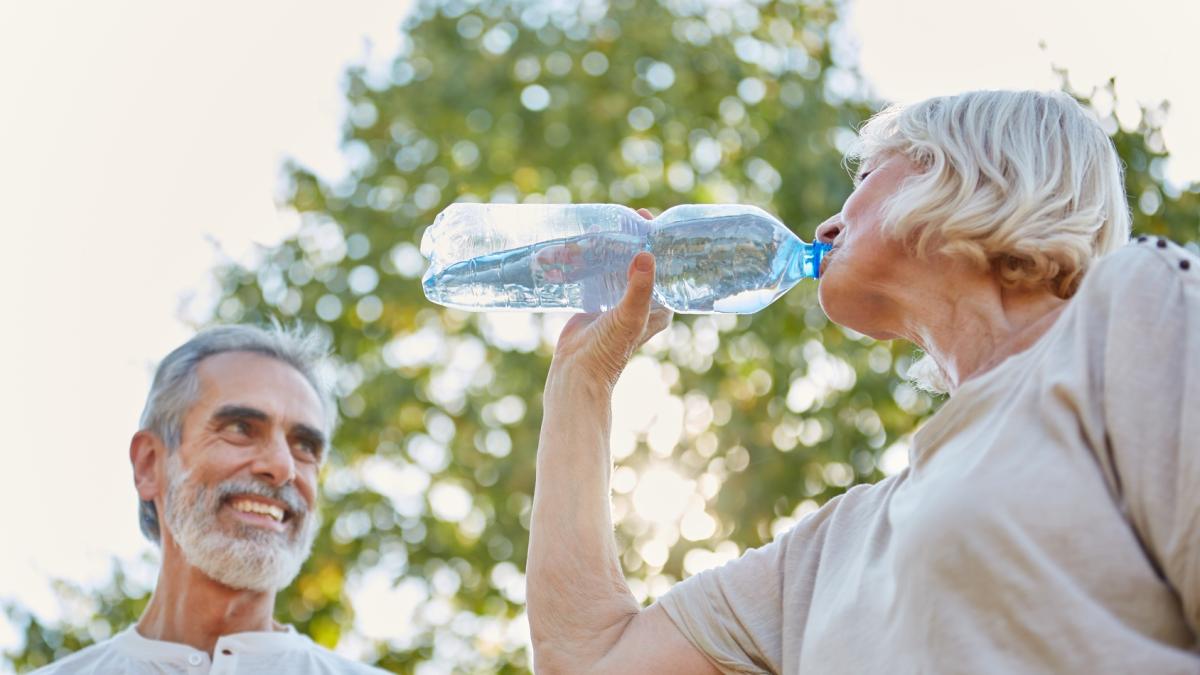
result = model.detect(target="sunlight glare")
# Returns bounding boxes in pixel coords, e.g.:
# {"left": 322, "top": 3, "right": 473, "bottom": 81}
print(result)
{"left": 632, "top": 466, "right": 694, "bottom": 525}
{"left": 429, "top": 482, "right": 473, "bottom": 521}
{"left": 680, "top": 499, "right": 717, "bottom": 541}
{"left": 612, "top": 356, "right": 670, "bottom": 434}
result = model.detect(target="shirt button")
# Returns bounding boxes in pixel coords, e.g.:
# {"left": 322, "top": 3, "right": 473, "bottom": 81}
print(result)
{"left": 187, "top": 653, "right": 203, "bottom": 666}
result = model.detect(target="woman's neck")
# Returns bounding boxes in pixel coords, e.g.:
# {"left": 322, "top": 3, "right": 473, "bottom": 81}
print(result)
{"left": 898, "top": 274, "right": 1069, "bottom": 393}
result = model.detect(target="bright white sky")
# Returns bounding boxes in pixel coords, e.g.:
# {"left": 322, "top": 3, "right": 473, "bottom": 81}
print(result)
{"left": 1, "top": 0, "right": 1198, "bottom": 663}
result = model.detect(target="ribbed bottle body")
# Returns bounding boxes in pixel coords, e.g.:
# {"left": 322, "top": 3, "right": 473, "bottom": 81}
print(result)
{"left": 421, "top": 203, "right": 648, "bottom": 312}
{"left": 421, "top": 203, "right": 828, "bottom": 314}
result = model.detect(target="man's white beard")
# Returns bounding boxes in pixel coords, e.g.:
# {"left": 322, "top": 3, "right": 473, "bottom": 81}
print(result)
{"left": 162, "top": 453, "right": 319, "bottom": 593}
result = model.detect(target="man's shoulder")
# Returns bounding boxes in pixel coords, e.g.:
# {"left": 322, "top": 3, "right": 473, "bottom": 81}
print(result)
{"left": 29, "top": 635, "right": 123, "bottom": 674}
{"left": 298, "top": 635, "right": 391, "bottom": 674}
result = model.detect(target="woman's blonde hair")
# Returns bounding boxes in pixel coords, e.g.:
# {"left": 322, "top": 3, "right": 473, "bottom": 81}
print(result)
{"left": 848, "top": 90, "right": 1132, "bottom": 393}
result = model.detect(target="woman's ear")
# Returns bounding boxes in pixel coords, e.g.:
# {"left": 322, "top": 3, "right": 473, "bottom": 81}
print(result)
{"left": 130, "top": 430, "right": 165, "bottom": 502}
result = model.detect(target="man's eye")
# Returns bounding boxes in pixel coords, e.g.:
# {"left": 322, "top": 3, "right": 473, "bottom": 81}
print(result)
{"left": 224, "top": 420, "right": 251, "bottom": 435}
{"left": 856, "top": 170, "right": 873, "bottom": 184}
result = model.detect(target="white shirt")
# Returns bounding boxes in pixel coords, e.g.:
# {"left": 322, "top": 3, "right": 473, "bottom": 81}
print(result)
{"left": 33, "top": 625, "right": 389, "bottom": 674}
{"left": 658, "top": 239, "right": 1200, "bottom": 673}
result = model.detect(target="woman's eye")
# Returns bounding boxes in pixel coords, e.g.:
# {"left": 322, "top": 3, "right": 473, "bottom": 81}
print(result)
{"left": 857, "top": 170, "right": 872, "bottom": 183}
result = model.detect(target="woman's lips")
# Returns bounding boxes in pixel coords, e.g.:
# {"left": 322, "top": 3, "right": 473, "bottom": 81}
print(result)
{"left": 820, "top": 246, "right": 838, "bottom": 275}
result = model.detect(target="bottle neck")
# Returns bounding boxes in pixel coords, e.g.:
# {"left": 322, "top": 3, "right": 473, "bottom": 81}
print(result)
{"left": 783, "top": 239, "right": 830, "bottom": 288}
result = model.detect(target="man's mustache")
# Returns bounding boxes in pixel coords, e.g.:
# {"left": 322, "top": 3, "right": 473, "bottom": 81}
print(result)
{"left": 214, "top": 479, "right": 308, "bottom": 519}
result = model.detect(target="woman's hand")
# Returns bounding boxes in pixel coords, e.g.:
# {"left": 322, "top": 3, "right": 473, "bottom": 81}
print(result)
{"left": 548, "top": 208, "right": 673, "bottom": 393}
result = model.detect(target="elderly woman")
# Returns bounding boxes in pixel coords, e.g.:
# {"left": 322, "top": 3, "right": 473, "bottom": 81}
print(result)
{"left": 525, "top": 89, "right": 1199, "bottom": 674}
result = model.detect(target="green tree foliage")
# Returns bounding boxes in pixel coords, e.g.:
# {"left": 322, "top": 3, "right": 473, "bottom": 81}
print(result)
{"left": 6, "top": 0, "right": 1198, "bottom": 672}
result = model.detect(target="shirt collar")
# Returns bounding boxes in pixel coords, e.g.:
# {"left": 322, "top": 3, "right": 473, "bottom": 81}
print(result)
{"left": 112, "top": 623, "right": 311, "bottom": 660}
{"left": 216, "top": 624, "right": 313, "bottom": 653}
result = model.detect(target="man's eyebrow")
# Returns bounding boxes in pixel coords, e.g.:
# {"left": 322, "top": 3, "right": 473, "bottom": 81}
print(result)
{"left": 211, "top": 405, "right": 270, "bottom": 423}
{"left": 291, "top": 423, "right": 326, "bottom": 450}
{"left": 211, "top": 405, "right": 325, "bottom": 449}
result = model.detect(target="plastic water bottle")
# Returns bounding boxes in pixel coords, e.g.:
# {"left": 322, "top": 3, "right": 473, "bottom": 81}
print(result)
{"left": 420, "top": 203, "right": 831, "bottom": 314}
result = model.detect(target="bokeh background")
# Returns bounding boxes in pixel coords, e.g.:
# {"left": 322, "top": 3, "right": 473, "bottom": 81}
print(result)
{"left": 3, "top": 0, "right": 1198, "bottom": 672}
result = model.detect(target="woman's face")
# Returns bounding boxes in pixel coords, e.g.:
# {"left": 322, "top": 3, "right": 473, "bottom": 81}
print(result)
{"left": 815, "top": 153, "right": 926, "bottom": 340}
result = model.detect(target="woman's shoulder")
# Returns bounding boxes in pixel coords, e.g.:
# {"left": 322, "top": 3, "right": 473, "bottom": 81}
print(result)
{"left": 1074, "top": 236, "right": 1197, "bottom": 319}
{"left": 1082, "top": 236, "right": 1197, "bottom": 294}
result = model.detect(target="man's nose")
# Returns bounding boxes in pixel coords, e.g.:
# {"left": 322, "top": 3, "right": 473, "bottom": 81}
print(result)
{"left": 252, "top": 431, "right": 297, "bottom": 487}
{"left": 815, "top": 214, "right": 843, "bottom": 245}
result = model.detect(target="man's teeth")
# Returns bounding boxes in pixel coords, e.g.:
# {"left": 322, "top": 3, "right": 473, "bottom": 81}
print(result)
{"left": 230, "top": 499, "right": 285, "bottom": 522}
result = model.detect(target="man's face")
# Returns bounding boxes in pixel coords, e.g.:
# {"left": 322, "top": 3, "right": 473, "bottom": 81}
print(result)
{"left": 159, "top": 351, "right": 326, "bottom": 592}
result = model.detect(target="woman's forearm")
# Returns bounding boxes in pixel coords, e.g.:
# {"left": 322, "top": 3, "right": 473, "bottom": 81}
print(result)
{"left": 526, "top": 368, "right": 641, "bottom": 673}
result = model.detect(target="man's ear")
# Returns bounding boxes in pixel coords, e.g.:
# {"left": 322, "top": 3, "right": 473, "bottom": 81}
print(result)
{"left": 130, "top": 430, "right": 165, "bottom": 502}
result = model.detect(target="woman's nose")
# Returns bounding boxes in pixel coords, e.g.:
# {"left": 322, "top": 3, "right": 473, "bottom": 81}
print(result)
{"left": 815, "top": 214, "right": 843, "bottom": 245}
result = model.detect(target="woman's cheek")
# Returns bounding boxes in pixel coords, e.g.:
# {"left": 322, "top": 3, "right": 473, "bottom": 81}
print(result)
{"left": 816, "top": 262, "right": 849, "bottom": 319}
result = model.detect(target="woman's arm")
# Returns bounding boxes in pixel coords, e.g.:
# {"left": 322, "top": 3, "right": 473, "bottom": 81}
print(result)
{"left": 526, "top": 241, "right": 719, "bottom": 674}
{"left": 1097, "top": 240, "right": 1200, "bottom": 635}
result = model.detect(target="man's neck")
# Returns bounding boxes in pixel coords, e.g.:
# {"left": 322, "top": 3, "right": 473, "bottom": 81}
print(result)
{"left": 136, "top": 540, "right": 280, "bottom": 656}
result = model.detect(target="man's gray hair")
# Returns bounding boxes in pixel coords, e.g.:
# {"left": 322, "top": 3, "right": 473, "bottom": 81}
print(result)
{"left": 137, "top": 323, "right": 336, "bottom": 544}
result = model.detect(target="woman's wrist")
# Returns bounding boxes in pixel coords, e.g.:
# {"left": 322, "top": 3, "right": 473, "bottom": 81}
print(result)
{"left": 545, "top": 362, "right": 615, "bottom": 407}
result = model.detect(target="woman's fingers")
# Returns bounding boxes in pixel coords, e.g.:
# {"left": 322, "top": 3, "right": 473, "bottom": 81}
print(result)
{"left": 636, "top": 208, "right": 653, "bottom": 220}
{"left": 557, "top": 312, "right": 597, "bottom": 342}
{"left": 553, "top": 253, "right": 657, "bottom": 382}
{"left": 550, "top": 217, "right": 664, "bottom": 386}
{"left": 645, "top": 305, "right": 673, "bottom": 339}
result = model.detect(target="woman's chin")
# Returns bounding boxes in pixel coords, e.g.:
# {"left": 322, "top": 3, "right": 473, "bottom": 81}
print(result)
{"left": 817, "top": 278, "right": 890, "bottom": 339}
{"left": 818, "top": 296, "right": 854, "bottom": 333}
{"left": 816, "top": 273, "right": 849, "bottom": 323}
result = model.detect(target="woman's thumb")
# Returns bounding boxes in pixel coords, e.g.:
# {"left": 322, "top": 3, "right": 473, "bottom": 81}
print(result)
{"left": 614, "top": 252, "right": 655, "bottom": 335}
{"left": 581, "top": 253, "right": 656, "bottom": 383}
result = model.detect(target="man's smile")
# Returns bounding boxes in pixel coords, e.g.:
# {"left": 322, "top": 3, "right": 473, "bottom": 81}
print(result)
{"left": 225, "top": 495, "right": 292, "bottom": 531}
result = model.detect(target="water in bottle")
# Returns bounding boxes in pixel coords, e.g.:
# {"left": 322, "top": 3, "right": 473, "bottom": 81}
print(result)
{"left": 420, "top": 203, "right": 830, "bottom": 314}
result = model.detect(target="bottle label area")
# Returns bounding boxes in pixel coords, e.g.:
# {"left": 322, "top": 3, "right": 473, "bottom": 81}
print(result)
{"left": 424, "top": 232, "right": 645, "bottom": 312}
{"left": 422, "top": 205, "right": 825, "bottom": 314}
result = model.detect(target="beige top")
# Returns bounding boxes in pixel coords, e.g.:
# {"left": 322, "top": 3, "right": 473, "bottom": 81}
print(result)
{"left": 658, "top": 239, "right": 1200, "bottom": 674}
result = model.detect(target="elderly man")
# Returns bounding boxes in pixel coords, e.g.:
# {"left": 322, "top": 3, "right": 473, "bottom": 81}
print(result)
{"left": 37, "top": 325, "right": 386, "bottom": 674}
